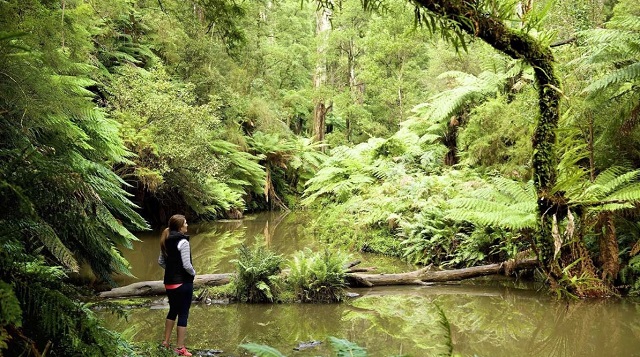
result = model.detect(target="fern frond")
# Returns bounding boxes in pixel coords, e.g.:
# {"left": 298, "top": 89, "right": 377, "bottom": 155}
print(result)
{"left": 582, "top": 29, "right": 639, "bottom": 54}
{"left": 23, "top": 220, "right": 79, "bottom": 272}
{"left": 408, "top": 69, "right": 507, "bottom": 139}
{"left": 239, "top": 343, "right": 286, "bottom": 357}
{"left": 605, "top": 182, "right": 640, "bottom": 203}
{"left": 329, "top": 337, "right": 368, "bottom": 357}
{"left": 609, "top": 15, "right": 640, "bottom": 31}
{"left": 553, "top": 169, "right": 588, "bottom": 197}
{"left": 598, "top": 169, "right": 640, "bottom": 196}
{"left": 446, "top": 179, "right": 537, "bottom": 230}
{"left": 493, "top": 176, "right": 537, "bottom": 202}
{"left": 583, "top": 62, "right": 640, "bottom": 95}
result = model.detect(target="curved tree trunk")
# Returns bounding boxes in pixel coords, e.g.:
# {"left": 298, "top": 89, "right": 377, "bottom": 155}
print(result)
{"left": 411, "top": 0, "right": 562, "bottom": 279}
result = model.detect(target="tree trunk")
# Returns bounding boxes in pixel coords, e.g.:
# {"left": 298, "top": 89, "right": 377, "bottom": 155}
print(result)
{"left": 444, "top": 116, "right": 461, "bottom": 166}
{"left": 313, "top": 5, "right": 332, "bottom": 148}
{"left": 98, "top": 273, "right": 233, "bottom": 298}
{"left": 598, "top": 213, "right": 620, "bottom": 282}
{"left": 313, "top": 101, "right": 327, "bottom": 144}
{"left": 98, "top": 259, "right": 537, "bottom": 298}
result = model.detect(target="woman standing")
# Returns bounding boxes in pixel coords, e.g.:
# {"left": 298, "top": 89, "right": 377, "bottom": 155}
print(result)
{"left": 158, "top": 214, "right": 195, "bottom": 356}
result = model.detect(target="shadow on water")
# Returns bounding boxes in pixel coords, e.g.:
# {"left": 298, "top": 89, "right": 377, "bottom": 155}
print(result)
{"left": 103, "top": 212, "right": 640, "bottom": 357}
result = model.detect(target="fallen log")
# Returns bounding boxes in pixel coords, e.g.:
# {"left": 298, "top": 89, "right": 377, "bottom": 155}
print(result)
{"left": 98, "top": 273, "right": 233, "bottom": 298}
{"left": 98, "top": 259, "right": 538, "bottom": 298}
{"left": 345, "top": 259, "right": 539, "bottom": 287}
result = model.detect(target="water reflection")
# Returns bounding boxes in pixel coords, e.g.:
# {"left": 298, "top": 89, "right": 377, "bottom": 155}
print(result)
{"left": 102, "top": 285, "right": 640, "bottom": 357}
{"left": 104, "top": 212, "right": 640, "bottom": 356}
{"left": 113, "top": 212, "right": 414, "bottom": 286}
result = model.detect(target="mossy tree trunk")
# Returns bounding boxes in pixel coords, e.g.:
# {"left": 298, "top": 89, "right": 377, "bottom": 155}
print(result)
{"left": 411, "top": 0, "right": 563, "bottom": 279}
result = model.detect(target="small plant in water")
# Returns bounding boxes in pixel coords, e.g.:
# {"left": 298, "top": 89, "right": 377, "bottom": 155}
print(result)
{"left": 240, "top": 337, "right": 367, "bottom": 356}
{"left": 232, "top": 243, "right": 284, "bottom": 303}
{"left": 287, "top": 248, "right": 349, "bottom": 303}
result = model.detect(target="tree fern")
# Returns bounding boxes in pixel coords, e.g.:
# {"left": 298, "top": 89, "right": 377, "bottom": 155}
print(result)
{"left": 580, "top": 14, "right": 640, "bottom": 97}
{"left": 446, "top": 178, "right": 537, "bottom": 230}
{"left": 407, "top": 69, "right": 511, "bottom": 138}
{"left": 302, "top": 140, "right": 382, "bottom": 205}
{"left": 0, "top": 2, "right": 148, "bottom": 354}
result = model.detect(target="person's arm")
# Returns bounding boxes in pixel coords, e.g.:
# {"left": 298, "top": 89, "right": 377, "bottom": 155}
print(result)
{"left": 177, "top": 240, "right": 196, "bottom": 276}
{"left": 158, "top": 253, "right": 166, "bottom": 269}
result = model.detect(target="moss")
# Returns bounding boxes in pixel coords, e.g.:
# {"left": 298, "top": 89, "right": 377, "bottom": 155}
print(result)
{"left": 89, "top": 297, "right": 154, "bottom": 310}
{"left": 197, "top": 284, "right": 235, "bottom": 300}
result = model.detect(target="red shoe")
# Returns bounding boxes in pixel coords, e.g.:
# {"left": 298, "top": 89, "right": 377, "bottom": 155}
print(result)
{"left": 175, "top": 346, "right": 193, "bottom": 356}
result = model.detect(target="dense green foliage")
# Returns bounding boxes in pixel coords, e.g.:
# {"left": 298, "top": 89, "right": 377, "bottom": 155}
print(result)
{"left": 2, "top": 0, "right": 640, "bottom": 354}
{"left": 0, "top": 0, "right": 146, "bottom": 354}
{"left": 303, "top": 0, "right": 640, "bottom": 298}
{"left": 0, "top": 0, "right": 323, "bottom": 354}
{"left": 231, "top": 244, "right": 349, "bottom": 304}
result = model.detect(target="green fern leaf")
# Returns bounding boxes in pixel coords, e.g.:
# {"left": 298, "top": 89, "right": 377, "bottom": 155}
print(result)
{"left": 583, "top": 60, "right": 640, "bottom": 95}
{"left": 239, "top": 343, "right": 286, "bottom": 357}
{"left": 26, "top": 221, "right": 79, "bottom": 272}
{"left": 606, "top": 182, "right": 640, "bottom": 202}
{"left": 599, "top": 169, "right": 640, "bottom": 196}
{"left": 329, "top": 337, "right": 368, "bottom": 357}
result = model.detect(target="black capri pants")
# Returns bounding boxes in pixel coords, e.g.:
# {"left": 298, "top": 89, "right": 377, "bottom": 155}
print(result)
{"left": 166, "top": 282, "right": 193, "bottom": 327}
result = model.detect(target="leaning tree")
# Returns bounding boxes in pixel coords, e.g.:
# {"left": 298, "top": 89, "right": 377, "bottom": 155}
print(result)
{"left": 407, "top": 0, "right": 564, "bottom": 282}
{"left": 328, "top": 0, "right": 587, "bottom": 293}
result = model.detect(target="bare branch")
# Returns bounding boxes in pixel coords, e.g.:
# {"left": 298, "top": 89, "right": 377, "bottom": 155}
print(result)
{"left": 550, "top": 37, "right": 576, "bottom": 48}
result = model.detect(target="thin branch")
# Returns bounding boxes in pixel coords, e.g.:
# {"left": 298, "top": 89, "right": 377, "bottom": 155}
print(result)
{"left": 578, "top": 199, "right": 640, "bottom": 208}
{"left": 550, "top": 37, "right": 577, "bottom": 48}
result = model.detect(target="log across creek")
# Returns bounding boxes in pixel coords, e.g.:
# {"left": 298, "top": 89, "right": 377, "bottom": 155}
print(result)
{"left": 98, "top": 258, "right": 538, "bottom": 299}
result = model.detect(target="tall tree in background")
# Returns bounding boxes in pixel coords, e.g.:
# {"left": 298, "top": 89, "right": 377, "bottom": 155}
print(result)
{"left": 313, "top": 3, "right": 333, "bottom": 148}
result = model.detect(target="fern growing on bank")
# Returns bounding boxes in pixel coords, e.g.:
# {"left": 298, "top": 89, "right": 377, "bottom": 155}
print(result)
{"left": 408, "top": 68, "right": 515, "bottom": 138}
{"left": 287, "top": 248, "right": 349, "bottom": 303}
{"left": 232, "top": 243, "right": 284, "bottom": 303}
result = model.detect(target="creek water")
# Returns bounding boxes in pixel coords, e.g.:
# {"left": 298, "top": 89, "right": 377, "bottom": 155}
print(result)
{"left": 101, "top": 212, "right": 640, "bottom": 357}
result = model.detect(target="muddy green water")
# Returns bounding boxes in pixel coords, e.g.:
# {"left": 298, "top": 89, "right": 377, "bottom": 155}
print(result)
{"left": 103, "top": 212, "right": 640, "bottom": 357}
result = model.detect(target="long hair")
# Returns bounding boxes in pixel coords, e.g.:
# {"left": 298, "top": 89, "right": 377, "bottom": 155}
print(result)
{"left": 160, "top": 214, "right": 186, "bottom": 257}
